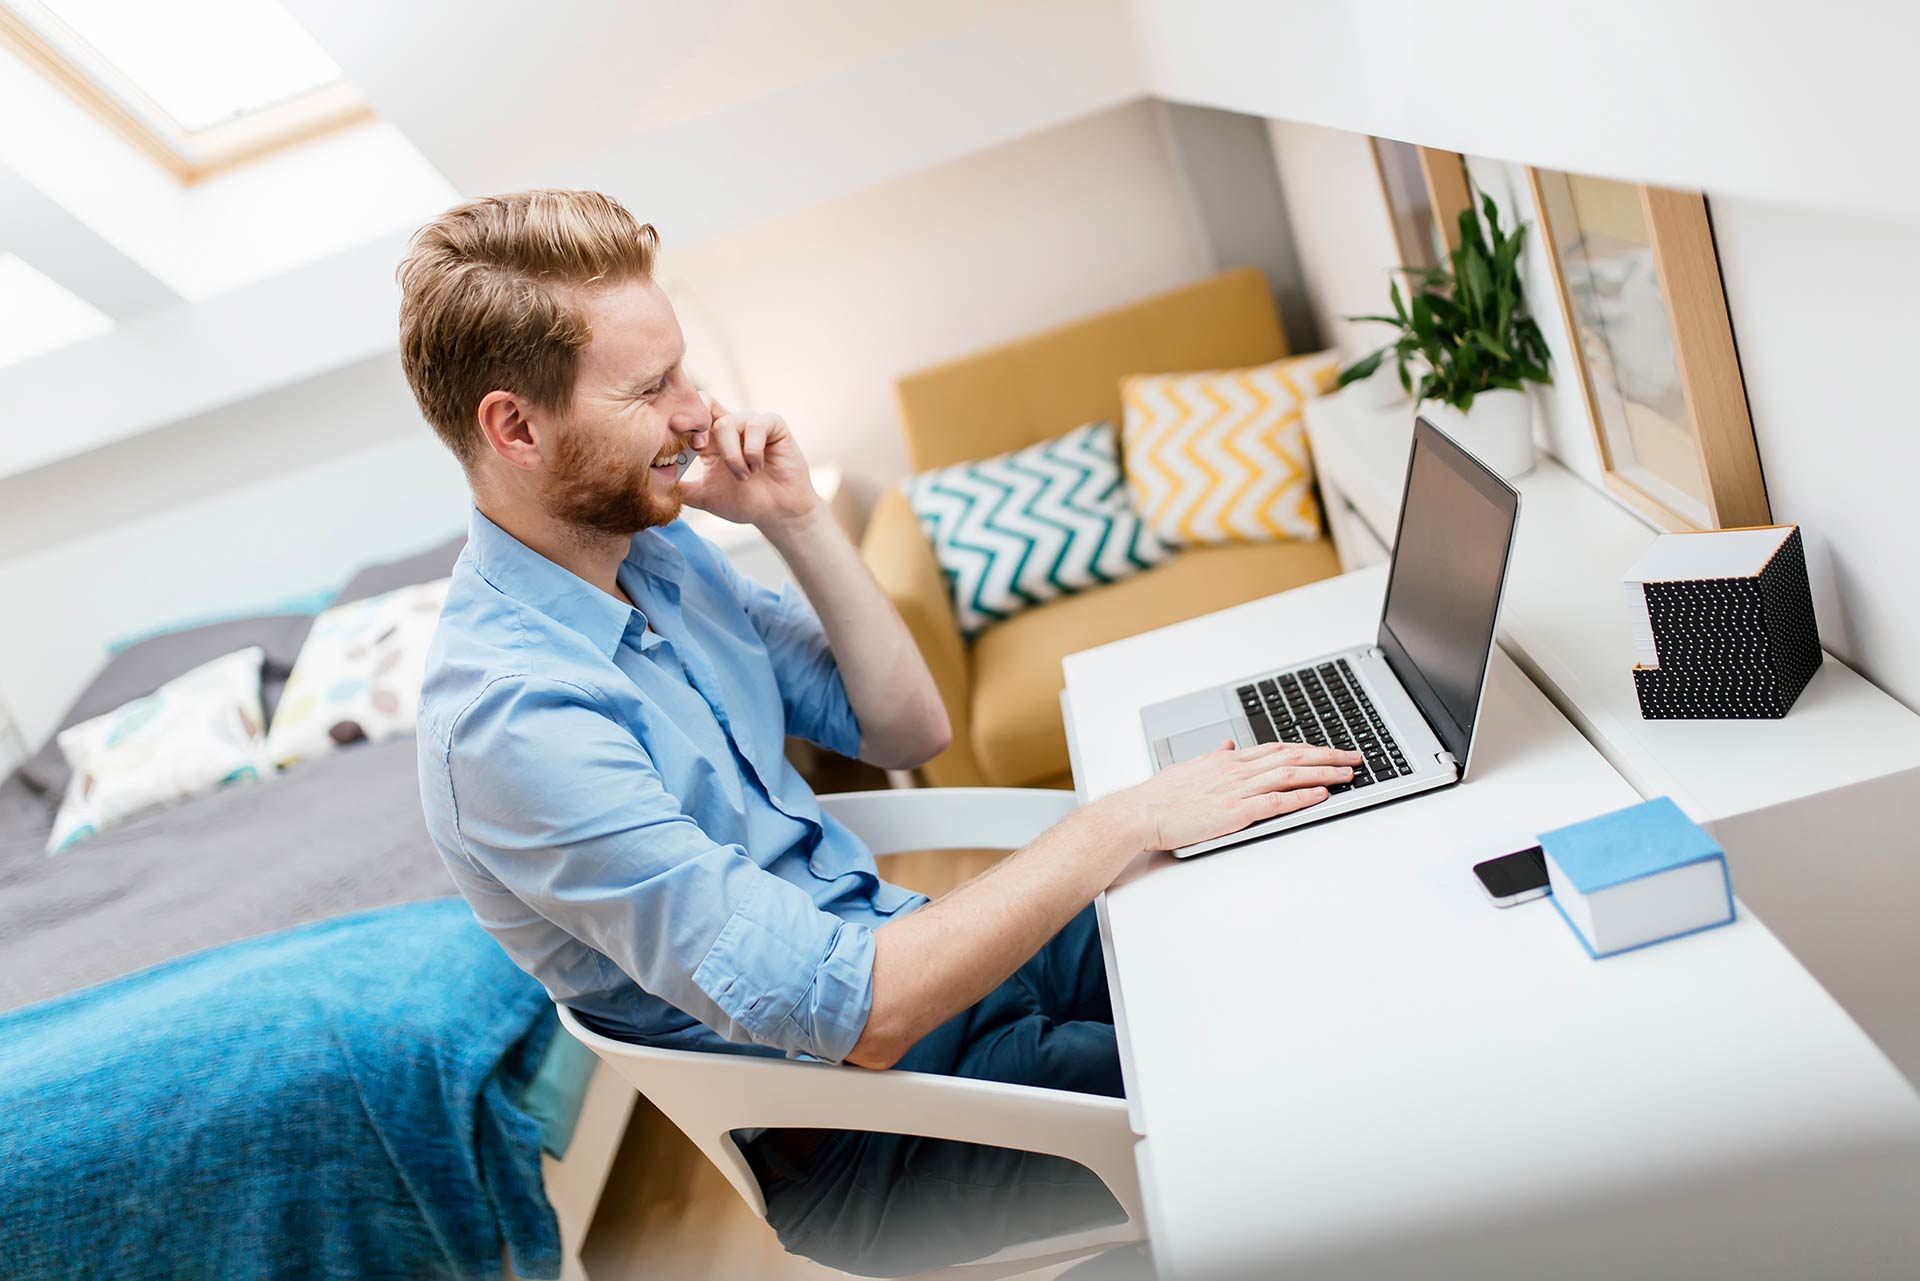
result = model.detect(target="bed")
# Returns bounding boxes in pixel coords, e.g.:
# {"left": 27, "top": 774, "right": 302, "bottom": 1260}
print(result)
{"left": 0, "top": 535, "right": 635, "bottom": 1281}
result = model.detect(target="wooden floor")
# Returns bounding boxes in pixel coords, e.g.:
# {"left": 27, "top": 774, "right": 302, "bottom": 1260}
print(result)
{"left": 579, "top": 844, "right": 1011, "bottom": 1281}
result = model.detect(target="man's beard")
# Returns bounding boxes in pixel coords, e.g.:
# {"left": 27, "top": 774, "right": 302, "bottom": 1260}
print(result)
{"left": 545, "top": 423, "right": 682, "bottom": 539}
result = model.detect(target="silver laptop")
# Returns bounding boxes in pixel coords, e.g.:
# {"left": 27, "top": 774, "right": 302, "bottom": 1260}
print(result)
{"left": 1140, "top": 416, "right": 1521, "bottom": 858}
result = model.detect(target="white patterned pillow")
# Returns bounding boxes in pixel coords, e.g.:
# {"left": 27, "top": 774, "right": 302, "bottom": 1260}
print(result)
{"left": 904, "top": 421, "right": 1172, "bottom": 638}
{"left": 266, "top": 578, "right": 450, "bottom": 767}
{"left": 49, "top": 647, "right": 271, "bottom": 854}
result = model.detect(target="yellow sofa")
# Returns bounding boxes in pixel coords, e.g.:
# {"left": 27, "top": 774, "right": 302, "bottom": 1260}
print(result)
{"left": 861, "top": 267, "right": 1343, "bottom": 789}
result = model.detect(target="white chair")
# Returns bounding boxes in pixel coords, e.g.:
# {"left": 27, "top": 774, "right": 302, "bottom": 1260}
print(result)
{"left": 558, "top": 786, "right": 1146, "bottom": 1279}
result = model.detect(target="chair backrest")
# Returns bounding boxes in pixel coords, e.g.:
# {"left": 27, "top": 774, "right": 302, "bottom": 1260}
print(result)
{"left": 893, "top": 265, "right": 1288, "bottom": 472}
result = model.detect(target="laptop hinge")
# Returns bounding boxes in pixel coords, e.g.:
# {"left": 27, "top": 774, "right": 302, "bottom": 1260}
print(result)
{"left": 1436, "top": 750, "right": 1460, "bottom": 772}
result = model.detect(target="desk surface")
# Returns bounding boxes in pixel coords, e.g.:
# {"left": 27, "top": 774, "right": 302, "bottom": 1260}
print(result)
{"left": 1064, "top": 566, "right": 1920, "bottom": 1281}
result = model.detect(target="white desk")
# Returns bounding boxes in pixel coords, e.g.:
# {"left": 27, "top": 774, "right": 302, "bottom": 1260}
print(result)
{"left": 1062, "top": 566, "right": 1920, "bottom": 1281}
{"left": 1304, "top": 389, "right": 1920, "bottom": 1082}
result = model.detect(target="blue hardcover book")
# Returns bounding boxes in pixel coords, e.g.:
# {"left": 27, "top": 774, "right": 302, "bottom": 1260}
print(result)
{"left": 1539, "top": 797, "right": 1734, "bottom": 959}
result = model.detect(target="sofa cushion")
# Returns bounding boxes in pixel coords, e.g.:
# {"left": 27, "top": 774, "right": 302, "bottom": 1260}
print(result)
{"left": 1121, "top": 351, "right": 1341, "bottom": 548}
{"left": 968, "top": 538, "right": 1344, "bottom": 787}
{"left": 905, "top": 422, "right": 1171, "bottom": 638}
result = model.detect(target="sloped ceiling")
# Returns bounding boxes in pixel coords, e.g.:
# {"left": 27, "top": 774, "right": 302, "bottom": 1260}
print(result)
{"left": 285, "top": 0, "right": 1147, "bottom": 238}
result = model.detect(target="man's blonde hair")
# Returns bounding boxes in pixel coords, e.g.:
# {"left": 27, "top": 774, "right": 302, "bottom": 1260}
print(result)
{"left": 397, "top": 189, "right": 659, "bottom": 467}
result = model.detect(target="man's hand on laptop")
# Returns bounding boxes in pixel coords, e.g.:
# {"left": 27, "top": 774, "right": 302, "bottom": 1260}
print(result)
{"left": 1102, "top": 742, "right": 1363, "bottom": 852}
{"left": 678, "top": 400, "right": 819, "bottom": 531}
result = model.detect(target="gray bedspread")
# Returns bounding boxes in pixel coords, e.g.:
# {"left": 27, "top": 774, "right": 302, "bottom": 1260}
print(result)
{"left": 0, "top": 736, "right": 456, "bottom": 1013}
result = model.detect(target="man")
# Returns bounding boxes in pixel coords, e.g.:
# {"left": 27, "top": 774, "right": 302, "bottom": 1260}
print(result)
{"left": 402, "top": 189, "right": 1359, "bottom": 1275}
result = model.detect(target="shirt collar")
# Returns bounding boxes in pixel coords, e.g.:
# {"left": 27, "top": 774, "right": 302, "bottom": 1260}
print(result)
{"left": 465, "top": 506, "right": 689, "bottom": 660}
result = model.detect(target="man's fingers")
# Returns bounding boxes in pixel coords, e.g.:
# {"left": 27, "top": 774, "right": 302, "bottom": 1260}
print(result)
{"left": 742, "top": 416, "right": 769, "bottom": 473}
{"left": 1264, "top": 787, "right": 1329, "bottom": 815}
{"left": 1221, "top": 743, "right": 1358, "bottom": 775}
{"left": 1249, "top": 762, "right": 1353, "bottom": 792}
{"left": 705, "top": 414, "right": 750, "bottom": 478}
{"left": 1230, "top": 787, "right": 1330, "bottom": 825}
{"left": 1275, "top": 744, "right": 1364, "bottom": 767}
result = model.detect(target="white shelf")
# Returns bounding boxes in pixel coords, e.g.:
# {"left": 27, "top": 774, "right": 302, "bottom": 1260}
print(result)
{"left": 1305, "top": 387, "right": 1920, "bottom": 1081}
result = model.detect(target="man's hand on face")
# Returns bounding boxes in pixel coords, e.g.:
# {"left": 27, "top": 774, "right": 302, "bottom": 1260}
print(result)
{"left": 678, "top": 400, "right": 819, "bottom": 531}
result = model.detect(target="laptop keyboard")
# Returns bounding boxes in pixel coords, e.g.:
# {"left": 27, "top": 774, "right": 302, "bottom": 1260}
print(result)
{"left": 1236, "top": 658, "right": 1412, "bottom": 793}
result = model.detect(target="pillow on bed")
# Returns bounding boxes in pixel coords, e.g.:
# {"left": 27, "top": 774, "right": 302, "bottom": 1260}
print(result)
{"left": 335, "top": 533, "right": 466, "bottom": 606}
{"left": 266, "top": 579, "right": 451, "bottom": 767}
{"left": 17, "top": 613, "right": 314, "bottom": 800}
{"left": 48, "top": 647, "right": 272, "bottom": 854}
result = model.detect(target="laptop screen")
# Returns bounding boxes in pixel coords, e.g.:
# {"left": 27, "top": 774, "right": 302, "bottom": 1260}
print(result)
{"left": 1376, "top": 417, "right": 1521, "bottom": 770}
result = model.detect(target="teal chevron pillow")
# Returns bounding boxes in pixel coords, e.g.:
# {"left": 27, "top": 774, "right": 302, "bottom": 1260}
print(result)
{"left": 904, "top": 421, "right": 1172, "bottom": 638}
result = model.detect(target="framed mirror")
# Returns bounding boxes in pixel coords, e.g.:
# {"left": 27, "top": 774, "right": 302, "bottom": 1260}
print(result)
{"left": 1370, "top": 140, "right": 1471, "bottom": 269}
{"left": 1527, "top": 169, "right": 1769, "bottom": 530}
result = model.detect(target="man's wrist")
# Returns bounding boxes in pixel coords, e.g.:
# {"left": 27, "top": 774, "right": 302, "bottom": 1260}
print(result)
{"left": 756, "top": 496, "right": 829, "bottom": 551}
{"left": 1080, "top": 791, "right": 1155, "bottom": 864}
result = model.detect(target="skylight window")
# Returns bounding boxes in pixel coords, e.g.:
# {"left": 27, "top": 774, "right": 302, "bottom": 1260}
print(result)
{"left": 0, "top": 0, "right": 369, "bottom": 181}
{"left": 0, "top": 252, "right": 111, "bottom": 367}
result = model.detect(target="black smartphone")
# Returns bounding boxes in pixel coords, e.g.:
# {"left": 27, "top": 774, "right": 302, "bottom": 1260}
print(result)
{"left": 1473, "top": 845, "right": 1550, "bottom": 907}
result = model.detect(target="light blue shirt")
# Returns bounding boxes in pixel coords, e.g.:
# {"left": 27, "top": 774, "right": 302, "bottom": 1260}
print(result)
{"left": 417, "top": 508, "right": 926, "bottom": 1063}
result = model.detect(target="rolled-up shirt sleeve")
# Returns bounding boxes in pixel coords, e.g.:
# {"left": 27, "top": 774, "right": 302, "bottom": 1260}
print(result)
{"left": 444, "top": 673, "right": 874, "bottom": 1062}
{"left": 714, "top": 557, "right": 861, "bottom": 759}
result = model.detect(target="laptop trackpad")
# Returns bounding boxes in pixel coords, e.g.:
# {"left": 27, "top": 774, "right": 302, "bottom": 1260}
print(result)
{"left": 1164, "top": 721, "right": 1242, "bottom": 764}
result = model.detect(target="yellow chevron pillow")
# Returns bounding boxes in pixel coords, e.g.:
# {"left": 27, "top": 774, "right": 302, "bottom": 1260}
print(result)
{"left": 1121, "top": 350, "right": 1340, "bottom": 547}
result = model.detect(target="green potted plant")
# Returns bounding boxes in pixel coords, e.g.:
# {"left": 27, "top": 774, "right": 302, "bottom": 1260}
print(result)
{"left": 1338, "top": 192, "right": 1553, "bottom": 477}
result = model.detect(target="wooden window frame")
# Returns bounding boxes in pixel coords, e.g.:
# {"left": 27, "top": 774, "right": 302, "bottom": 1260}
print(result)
{"left": 0, "top": 4, "right": 372, "bottom": 185}
{"left": 1526, "top": 168, "right": 1770, "bottom": 531}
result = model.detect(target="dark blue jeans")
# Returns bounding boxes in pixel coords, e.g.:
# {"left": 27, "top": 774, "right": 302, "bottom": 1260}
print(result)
{"left": 749, "top": 904, "right": 1127, "bottom": 1276}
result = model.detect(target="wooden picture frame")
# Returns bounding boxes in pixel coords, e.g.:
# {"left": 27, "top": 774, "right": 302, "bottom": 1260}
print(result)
{"left": 1369, "top": 141, "right": 1473, "bottom": 270}
{"left": 1526, "top": 168, "right": 1770, "bottom": 530}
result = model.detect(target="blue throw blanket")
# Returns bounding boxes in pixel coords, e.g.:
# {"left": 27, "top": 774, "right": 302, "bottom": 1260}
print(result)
{"left": 0, "top": 899, "right": 562, "bottom": 1280}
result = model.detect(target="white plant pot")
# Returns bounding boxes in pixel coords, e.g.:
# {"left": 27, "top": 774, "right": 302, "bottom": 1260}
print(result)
{"left": 1420, "top": 388, "right": 1536, "bottom": 479}
{"left": 1349, "top": 354, "right": 1411, "bottom": 409}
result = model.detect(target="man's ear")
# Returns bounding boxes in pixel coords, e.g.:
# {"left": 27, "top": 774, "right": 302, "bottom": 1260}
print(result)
{"left": 476, "top": 391, "right": 546, "bottom": 471}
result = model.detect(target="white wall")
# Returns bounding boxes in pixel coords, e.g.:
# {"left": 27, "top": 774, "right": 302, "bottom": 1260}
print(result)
{"left": 1265, "top": 118, "right": 1397, "bottom": 360}
{"left": 0, "top": 99, "right": 1210, "bottom": 747}
{"left": 659, "top": 98, "right": 1211, "bottom": 499}
{"left": 0, "top": 694, "right": 22, "bottom": 777}
{"left": 1707, "top": 199, "right": 1920, "bottom": 712}
{"left": 0, "top": 354, "right": 469, "bottom": 745}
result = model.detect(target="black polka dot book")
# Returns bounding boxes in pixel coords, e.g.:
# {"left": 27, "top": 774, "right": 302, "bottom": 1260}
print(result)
{"left": 1621, "top": 525, "right": 1822, "bottom": 719}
